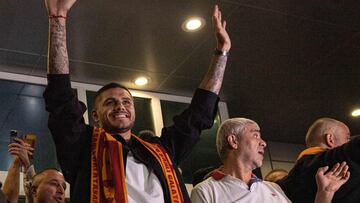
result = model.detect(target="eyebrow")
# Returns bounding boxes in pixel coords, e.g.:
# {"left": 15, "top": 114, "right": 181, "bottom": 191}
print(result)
{"left": 122, "top": 97, "right": 132, "bottom": 101}
{"left": 49, "top": 179, "right": 66, "bottom": 189}
{"left": 104, "top": 97, "right": 116, "bottom": 101}
{"left": 103, "top": 96, "right": 132, "bottom": 102}
{"left": 102, "top": 97, "right": 117, "bottom": 104}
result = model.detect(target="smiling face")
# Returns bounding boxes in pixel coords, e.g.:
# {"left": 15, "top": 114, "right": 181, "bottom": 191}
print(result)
{"left": 237, "top": 123, "right": 267, "bottom": 170}
{"left": 32, "top": 169, "right": 66, "bottom": 203}
{"left": 92, "top": 87, "right": 135, "bottom": 137}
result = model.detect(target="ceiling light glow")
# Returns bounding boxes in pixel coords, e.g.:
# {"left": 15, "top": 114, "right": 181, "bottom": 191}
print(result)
{"left": 134, "top": 77, "right": 149, "bottom": 86}
{"left": 186, "top": 19, "right": 201, "bottom": 30}
{"left": 351, "top": 109, "right": 360, "bottom": 117}
{"left": 182, "top": 17, "right": 205, "bottom": 32}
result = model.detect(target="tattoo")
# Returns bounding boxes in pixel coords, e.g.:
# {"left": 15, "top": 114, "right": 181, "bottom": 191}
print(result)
{"left": 199, "top": 55, "right": 227, "bottom": 95}
{"left": 48, "top": 18, "right": 69, "bottom": 74}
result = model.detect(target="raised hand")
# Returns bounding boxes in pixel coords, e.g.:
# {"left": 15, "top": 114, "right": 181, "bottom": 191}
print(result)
{"left": 212, "top": 5, "right": 231, "bottom": 52}
{"left": 45, "top": 0, "right": 74, "bottom": 74}
{"left": 199, "top": 5, "right": 230, "bottom": 94}
{"left": 316, "top": 162, "right": 350, "bottom": 193}
{"left": 45, "top": 0, "right": 77, "bottom": 16}
{"left": 8, "top": 138, "right": 34, "bottom": 169}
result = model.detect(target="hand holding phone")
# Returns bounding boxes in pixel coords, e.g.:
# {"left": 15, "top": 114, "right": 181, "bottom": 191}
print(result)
{"left": 9, "top": 130, "right": 23, "bottom": 144}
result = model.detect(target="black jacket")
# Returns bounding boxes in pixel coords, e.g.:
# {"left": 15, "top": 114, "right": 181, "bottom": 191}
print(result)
{"left": 43, "top": 74, "right": 219, "bottom": 203}
{"left": 278, "top": 136, "right": 360, "bottom": 203}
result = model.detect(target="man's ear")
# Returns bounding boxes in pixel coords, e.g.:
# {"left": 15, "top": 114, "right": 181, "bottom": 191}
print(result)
{"left": 31, "top": 185, "right": 37, "bottom": 197}
{"left": 325, "top": 133, "right": 335, "bottom": 148}
{"left": 92, "top": 110, "right": 99, "bottom": 125}
{"left": 227, "top": 134, "right": 238, "bottom": 149}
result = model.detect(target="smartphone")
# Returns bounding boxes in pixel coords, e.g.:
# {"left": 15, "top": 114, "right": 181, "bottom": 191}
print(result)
{"left": 10, "top": 130, "right": 23, "bottom": 144}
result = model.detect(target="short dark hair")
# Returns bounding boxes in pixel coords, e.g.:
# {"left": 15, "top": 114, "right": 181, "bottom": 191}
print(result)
{"left": 94, "top": 83, "right": 132, "bottom": 107}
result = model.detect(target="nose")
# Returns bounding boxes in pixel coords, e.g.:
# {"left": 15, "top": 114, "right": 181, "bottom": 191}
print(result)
{"left": 57, "top": 184, "right": 65, "bottom": 194}
{"left": 260, "top": 138, "right": 266, "bottom": 148}
{"left": 115, "top": 101, "right": 125, "bottom": 111}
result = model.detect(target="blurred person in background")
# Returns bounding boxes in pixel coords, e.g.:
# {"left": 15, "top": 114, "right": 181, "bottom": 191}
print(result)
{"left": 265, "top": 169, "right": 288, "bottom": 183}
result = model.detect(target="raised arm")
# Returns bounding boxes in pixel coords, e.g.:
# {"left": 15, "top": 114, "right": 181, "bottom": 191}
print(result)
{"left": 3, "top": 158, "right": 20, "bottom": 203}
{"left": 199, "top": 5, "right": 231, "bottom": 95}
{"left": 3, "top": 139, "right": 34, "bottom": 203}
{"left": 314, "top": 162, "right": 350, "bottom": 203}
{"left": 45, "top": 0, "right": 76, "bottom": 74}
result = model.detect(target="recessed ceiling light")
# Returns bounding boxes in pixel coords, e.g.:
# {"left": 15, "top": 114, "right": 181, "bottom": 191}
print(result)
{"left": 351, "top": 109, "right": 360, "bottom": 117}
{"left": 134, "top": 77, "right": 149, "bottom": 86}
{"left": 182, "top": 17, "right": 205, "bottom": 32}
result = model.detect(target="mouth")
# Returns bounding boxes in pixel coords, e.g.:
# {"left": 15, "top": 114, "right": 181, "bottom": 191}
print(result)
{"left": 54, "top": 196, "right": 64, "bottom": 203}
{"left": 111, "top": 112, "right": 130, "bottom": 119}
{"left": 258, "top": 151, "right": 264, "bottom": 156}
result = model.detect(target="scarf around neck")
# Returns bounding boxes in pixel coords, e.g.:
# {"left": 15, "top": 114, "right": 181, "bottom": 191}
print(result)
{"left": 90, "top": 127, "right": 184, "bottom": 203}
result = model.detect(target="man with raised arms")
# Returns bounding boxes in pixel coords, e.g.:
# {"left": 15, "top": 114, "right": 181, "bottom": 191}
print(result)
{"left": 43, "top": 0, "right": 231, "bottom": 202}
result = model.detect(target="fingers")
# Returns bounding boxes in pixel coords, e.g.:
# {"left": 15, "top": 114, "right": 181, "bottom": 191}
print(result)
{"left": 8, "top": 144, "right": 34, "bottom": 155}
{"left": 317, "top": 165, "right": 328, "bottom": 176}
{"left": 212, "top": 4, "right": 231, "bottom": 52}
{"left": 213, "top": 5, "right": 218, "bottom": 17}
{"left": 8, "top": 147, "right": 25, "bottom": 156}
{"left": 9, "top": 142, "right": 21, "bottom": 149}
{"left": 212, "top": 5, "right": 222, "bottom": 28}
{"left": 333, "top": 162, "right": 347, "bottom": 177}
{"left": 9, "top": 141, "right": 34, "bottom": 151}
{"left": 24, "top": 145, "right": 35, "bottom": 152}
{"left": 8, "top": 146, "right": 22, "bottom": 153}
{"left": 212, "top": 5, "right": 228, "bottom": 34}
{"left": 343, "top": 171, "right": 350, "bottom": 181}
{"left": 9, "top": 150, "right": 20, "bottom": 156}
{"left": 329, "top": 162, "right": 341, "bottom": 176}
{"left": 326, "top": 161, "right": 349, "bottom": 178}
{"left": 338, "top": 162, "right": 349, "bottom": 178}
{"left": 13, "top": 137, "right": 27, "bottom": 145}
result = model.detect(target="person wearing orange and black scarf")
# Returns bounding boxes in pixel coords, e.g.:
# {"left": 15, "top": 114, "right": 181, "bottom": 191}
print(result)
{"left": 42, "top": 0, "right": 231, "bottom": 202}
{"left": 278, "top": 118, "right": 360, "bottom": 203}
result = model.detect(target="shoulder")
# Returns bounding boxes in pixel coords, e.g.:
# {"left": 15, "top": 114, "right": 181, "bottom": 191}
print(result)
{"left": 191, "top": 177, "right": 218, "bottom": 203}
{"left": 192, "top": 177, "right": 222, "bottom": 195}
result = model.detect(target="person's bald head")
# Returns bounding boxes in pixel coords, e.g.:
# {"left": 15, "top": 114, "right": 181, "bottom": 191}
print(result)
{"left": 31, "top": 169, "right": 66, "bottom": 203}
{"left": 305, "top": 118, "right": 350, "bottom": 148}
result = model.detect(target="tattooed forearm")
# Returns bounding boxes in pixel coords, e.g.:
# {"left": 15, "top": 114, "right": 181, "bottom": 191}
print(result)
{"left": 48, "top": 18, "right": 69, "bottom": 74}
{"left": 199, "top": 55, "right": 227, "bottom": 95}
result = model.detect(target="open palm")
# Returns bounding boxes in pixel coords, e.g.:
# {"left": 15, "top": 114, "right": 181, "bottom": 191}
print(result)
{"left": 316, "top": 162, "right": 350, "bottom": 193}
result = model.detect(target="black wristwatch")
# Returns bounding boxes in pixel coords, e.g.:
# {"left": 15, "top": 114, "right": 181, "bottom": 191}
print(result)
{"left": 213, "top": 48, "right": 229, "bottom": 56}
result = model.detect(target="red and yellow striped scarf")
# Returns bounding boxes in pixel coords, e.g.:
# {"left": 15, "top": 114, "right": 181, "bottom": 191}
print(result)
{"left": 90, "top": 127, "right": 184, "bottom": 203}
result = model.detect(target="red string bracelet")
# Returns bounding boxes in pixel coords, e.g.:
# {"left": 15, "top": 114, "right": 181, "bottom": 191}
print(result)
{"left": 49, "top": 15, "right": 67, "bottom": 19}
